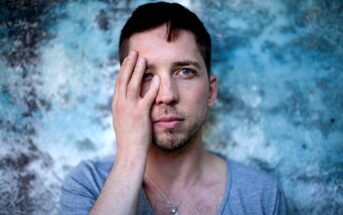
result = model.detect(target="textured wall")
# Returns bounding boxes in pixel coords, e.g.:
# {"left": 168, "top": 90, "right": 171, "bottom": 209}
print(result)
{"left": 0, "top": 0, "right": 342, "bottom": 214}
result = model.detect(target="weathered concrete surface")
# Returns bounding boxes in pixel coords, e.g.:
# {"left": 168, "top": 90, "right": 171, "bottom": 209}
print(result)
{"left": 0, "top": 0, "right": 342, "bottom": 214}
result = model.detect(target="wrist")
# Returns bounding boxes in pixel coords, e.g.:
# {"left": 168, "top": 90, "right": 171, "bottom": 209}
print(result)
{"left": 115, "top": 147, "right": 148, "bottom": 168}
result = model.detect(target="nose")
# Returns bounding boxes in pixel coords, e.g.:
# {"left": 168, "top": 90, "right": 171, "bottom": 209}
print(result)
{"left": 155, "top": 76, "right": 178, "bottom": 105}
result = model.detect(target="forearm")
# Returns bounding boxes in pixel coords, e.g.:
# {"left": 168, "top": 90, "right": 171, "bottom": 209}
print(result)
{"left": 90, "top": 51, "right": 159, "bottom": 214}
{"left": 89, "top": 151, "right": 147, "bottom": 215}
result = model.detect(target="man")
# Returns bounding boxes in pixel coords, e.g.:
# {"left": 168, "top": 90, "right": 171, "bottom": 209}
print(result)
{"left": 60, "top": 2, "right": 287, "bottom": 215}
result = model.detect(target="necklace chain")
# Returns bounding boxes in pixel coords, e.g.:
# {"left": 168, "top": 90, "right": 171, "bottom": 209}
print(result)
{"left": 146, "top": 168, "right": 202, "bottom": 215}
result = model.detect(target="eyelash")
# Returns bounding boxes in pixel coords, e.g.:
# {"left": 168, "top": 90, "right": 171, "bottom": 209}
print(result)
{"left": 176, "top": 68, "right": 196, "bottom": 77}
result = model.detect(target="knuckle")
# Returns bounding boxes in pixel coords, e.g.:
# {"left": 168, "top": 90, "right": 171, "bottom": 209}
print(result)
{"left": 112, "top": 100, "right": 122, "bottom": 112}
{"left": 127, "top": 85, "right": 136, "bottom": 97}
{"left": 111, "top": 97, "right": 118, "bottom": 108}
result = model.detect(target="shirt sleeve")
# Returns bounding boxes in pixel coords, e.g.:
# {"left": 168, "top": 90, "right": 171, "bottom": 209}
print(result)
{"left": 59, "top": 161, "right": 102, "bottom": 215}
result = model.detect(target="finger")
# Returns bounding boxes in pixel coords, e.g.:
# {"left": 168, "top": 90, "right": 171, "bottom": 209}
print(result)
{"left": 142, "top": 75, "right": 160, "bottom": 107}
{"left": 113, "top": 69, "right": 121, "bottom": 102}
{"left": 115, "top": 51, "right": 138, "bottom": 99}
{"left": 113, "top": 75, "right": 119, "bottom": 102}
{"left": 127, "top": 57, "right": 146, "bottom": 99}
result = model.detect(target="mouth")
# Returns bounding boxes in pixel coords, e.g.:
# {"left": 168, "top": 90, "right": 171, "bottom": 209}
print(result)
{"left": 153, "top": 116, "right": 184, "bottom": 129}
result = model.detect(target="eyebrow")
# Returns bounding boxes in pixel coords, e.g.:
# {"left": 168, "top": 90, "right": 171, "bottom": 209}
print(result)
{"left": 146, "top": 60, "right": 202, "bottom": 71}
{"left": 173, "top": 61, "right": 202, "bottom": 70}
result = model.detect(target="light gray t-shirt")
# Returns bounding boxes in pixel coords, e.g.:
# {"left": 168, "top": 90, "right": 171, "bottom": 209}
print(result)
{"left": 60, "top": 155, "right": 287, "bottom": 214}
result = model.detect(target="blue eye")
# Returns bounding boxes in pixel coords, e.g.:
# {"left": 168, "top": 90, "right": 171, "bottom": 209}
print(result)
{"left": 177, "top": 68, "right": 195, "bottom": 77}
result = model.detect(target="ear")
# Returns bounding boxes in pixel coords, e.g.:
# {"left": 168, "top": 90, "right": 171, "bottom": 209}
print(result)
{"left": 208, "top": 75, "right": 218, "bottom": 107}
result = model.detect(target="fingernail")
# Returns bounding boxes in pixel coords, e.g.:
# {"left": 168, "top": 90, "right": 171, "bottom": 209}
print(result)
{"left": 152, "top": 75, "right": 160, "bottom": 84}
{"left": 138, "top": 57, "right": 145, "bottom": 65}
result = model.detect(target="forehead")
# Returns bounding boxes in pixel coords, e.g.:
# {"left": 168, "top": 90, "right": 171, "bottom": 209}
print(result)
{"left": 128, "top": 25, "right": 205, "bottom": 68}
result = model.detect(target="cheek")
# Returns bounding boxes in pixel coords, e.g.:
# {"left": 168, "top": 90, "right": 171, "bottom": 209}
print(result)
{"left": 180, "top": 82, "right": 209, "bottom": 108}
{"left": 181, "top": 79, "right": 209, "bottom": 98}
{"left": 187, "top": 93, "right": 209, "bottom": 124}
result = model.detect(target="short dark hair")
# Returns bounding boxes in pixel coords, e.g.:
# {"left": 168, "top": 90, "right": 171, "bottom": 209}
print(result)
{"left": 119, "top": 1, "right": 212, "bottom": 74}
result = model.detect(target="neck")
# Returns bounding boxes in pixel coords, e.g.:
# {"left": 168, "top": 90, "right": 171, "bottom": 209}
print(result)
{"left": 144, "top": 130, "right": 206, "bottom": 193}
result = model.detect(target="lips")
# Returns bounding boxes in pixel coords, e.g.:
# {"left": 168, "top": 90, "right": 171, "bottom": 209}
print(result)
{"left": 153, "top": 116, "right": 184, "bottom": 129}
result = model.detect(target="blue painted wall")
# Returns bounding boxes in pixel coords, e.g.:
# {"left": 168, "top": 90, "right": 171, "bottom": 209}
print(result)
{"left": 0, "top": 0, "right": 342, "bottom": 214}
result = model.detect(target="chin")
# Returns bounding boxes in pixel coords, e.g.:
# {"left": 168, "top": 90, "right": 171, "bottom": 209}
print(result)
{"left": 152, "top": 129, "right": 199, "bottom": 152}
{"left": 153, "top": 140, "right": 189, "bottom": 152}
{"left": 152, "top": 119, "right": 203, "bottom": 152}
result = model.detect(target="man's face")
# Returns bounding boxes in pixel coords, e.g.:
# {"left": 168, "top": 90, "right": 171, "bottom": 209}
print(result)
{"left": 128, "top": 24, "right": 217, "bottom": 151}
